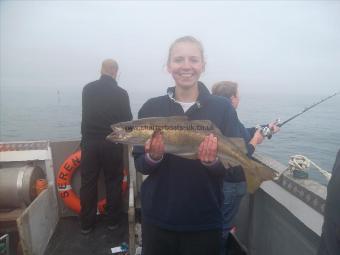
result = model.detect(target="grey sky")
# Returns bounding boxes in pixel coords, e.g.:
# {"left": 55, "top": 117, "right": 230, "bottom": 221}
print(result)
{"left": 1, "top": 1, "right": 340, "bottom": 96}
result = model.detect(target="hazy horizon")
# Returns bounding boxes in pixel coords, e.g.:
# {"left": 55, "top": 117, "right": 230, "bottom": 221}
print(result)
{"left": 1, "top": 1, "right": 340, "bottom": 97}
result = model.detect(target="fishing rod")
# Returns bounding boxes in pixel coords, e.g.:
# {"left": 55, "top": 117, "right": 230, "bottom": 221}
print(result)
{"left": 278, "top": 91, "right": 339, "bottom": 127}
{"left": 259, "top": 91, "right": 339, "bottom": 139}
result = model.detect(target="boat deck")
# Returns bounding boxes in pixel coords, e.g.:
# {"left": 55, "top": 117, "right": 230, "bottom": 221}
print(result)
{"left": 44, "top": 215, "right": 129, "bottom": 255}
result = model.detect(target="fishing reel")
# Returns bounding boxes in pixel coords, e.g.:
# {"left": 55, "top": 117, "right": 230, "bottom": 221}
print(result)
{"left": 255, "top": 125, "right": 273, "bottom": 139}
{"left": 255, "top": 118, "right": 281, "bottom": 139}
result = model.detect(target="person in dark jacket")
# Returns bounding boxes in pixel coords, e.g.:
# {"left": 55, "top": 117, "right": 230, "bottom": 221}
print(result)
{"left": 80, "top": 59, "right": 132, "bottom": 234}
{"left": 318, "top": 149, "right": 340, "bottom": 255}
{"left": 133, "top": 36, "right": 243, "bottom": 255}
{"left": 212, "top": 81, "right": 279, "bottom": 254}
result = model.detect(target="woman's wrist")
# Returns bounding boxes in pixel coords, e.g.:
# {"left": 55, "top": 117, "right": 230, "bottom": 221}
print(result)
{"left": 146, "top": 153, "right": 163, "bottom": 164}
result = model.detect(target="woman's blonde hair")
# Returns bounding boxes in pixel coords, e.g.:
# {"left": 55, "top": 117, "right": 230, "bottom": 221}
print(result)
{"left": 167, "top": 36, "right": 205, "bottom": 65}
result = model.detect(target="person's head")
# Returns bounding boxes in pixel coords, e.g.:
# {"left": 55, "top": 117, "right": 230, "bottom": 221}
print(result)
{"left": 166, "top": 36, "right": 206, "bottom": 90}
{"left": 211, "top": 81, "right": 240, "bottom": 109}
{"left": 101, "top": 59, "right": 119, "bottom": 78}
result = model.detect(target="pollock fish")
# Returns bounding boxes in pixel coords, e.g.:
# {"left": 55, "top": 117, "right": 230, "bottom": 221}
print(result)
{"left": 106, "top": 116, "right": 279, "bottom": 193}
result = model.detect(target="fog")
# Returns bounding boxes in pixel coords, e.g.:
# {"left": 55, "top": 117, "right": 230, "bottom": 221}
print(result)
{"left": 1, "top": 1, "right": 340, "bottom": 97}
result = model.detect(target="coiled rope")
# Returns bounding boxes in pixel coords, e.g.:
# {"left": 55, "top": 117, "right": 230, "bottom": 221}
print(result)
{"left": 288, "top": 155, "right": 332, "bottom": 181}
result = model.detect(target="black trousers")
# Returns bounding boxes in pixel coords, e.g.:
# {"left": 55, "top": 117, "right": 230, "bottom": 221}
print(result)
{"left": 80, "top": 139, "right": 123, "bottom": 229}
{"left": 142, "top": 222, "right": 221, "bottom": 255}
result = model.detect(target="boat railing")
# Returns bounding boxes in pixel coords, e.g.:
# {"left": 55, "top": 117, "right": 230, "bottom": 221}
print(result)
{"left": 0, "top": 140, "right": 327, "bottom": 255}
{"left": 128, "top": 150, "right": 326, "bottom": 255}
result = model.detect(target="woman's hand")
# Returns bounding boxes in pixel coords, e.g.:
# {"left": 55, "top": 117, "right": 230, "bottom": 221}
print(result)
{"left": 145, "top": 131, "right": 165, "bottom": 161}
{"left": 198, "top": 134, "right": 218, "bottom": 164}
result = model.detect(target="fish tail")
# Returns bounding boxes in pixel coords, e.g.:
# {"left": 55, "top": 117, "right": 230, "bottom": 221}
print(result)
{"left": 244, "top": 160, "right": 279, "bottom": 193}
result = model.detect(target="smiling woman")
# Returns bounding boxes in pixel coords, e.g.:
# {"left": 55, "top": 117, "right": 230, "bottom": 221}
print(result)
{"left": 131, "top": 36, "right": 244, "bottom": 255}
{"left": 166, "top": 36, "right": 206, "bottom": 101}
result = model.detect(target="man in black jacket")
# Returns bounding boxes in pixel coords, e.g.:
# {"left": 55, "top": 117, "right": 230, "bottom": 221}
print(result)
{"left": 80, "top": 59, "right": 132, "bottom": 234}
{"left": 318, "top": 149, "right": 340, "bottom": 255}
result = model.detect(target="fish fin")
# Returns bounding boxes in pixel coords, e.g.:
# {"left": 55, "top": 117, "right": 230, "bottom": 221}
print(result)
{"left": 167, "top": 115, "right": 188, "bottom": 121}
{"left": 212, "top": 126, "right": 223, "bottom": 136}
{"left": 174, "top": 152, "right": 198, "bottom": 160}
{"left": 243, "top": 160, "right": 278, "bottom": 193}
{"left": 164, "top": 144, "right": 198, "bottom": 159}
{"left": 142, "top": 115, "right": 187, "bottom": 122}
{"left": 131, "top": 116, "right": 188, "bottom": 125}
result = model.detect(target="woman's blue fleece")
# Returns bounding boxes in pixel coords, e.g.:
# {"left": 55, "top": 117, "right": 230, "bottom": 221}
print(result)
{"left": 132, "top": 82, "right": 243, "bottom": 231}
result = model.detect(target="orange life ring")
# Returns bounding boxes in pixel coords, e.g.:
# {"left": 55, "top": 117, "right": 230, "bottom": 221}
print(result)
{"left": 56, "top": 150, "right": 128, "bottom": 214}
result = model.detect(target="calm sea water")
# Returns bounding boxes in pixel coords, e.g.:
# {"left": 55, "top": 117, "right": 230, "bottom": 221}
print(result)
{"left": 1, "top": 85, "right": 339, "bottom": 185}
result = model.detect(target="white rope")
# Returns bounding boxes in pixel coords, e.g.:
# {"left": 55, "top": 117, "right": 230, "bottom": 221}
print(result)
{"left": 288, "top": 154, "right": 332, "bottom": 181}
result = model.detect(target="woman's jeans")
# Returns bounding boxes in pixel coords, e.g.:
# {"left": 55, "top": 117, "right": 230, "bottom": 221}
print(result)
{"left": 220, "top": 181, "right": 247, "bottom": 255}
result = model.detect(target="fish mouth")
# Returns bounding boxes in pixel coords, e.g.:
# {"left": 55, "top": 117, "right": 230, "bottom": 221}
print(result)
{"left": 107, "top": 126, "right": 146, "bottom": 145}
{"left": 107, "top": 127, "right": 128, "bottom": 142}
